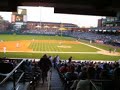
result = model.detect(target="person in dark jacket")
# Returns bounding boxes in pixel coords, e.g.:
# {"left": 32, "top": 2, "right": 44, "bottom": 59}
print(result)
{"left": 68, "top": 56, "right": 72, "bottom": 64}
{"left": 38, "top": 54, "right": 52, "bottom": 84}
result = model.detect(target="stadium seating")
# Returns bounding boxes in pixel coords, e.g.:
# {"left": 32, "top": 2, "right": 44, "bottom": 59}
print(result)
{"left": 54, "top": 58, "right": 120, "bottom": 90}
{"left": 0, "top": 58, "right": 42, "bottom": 90}
{"left": 0, "top": 56, "right": 120, "bottom": 90}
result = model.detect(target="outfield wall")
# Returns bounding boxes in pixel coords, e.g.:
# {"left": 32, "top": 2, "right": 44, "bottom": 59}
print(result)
{"left": 0, "top": 32, "right": 74, "bottom": 38}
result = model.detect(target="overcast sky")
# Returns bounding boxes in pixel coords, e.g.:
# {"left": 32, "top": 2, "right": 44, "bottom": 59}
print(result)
{"left": 0, "top": 6, "right": 104, "bottom": 27}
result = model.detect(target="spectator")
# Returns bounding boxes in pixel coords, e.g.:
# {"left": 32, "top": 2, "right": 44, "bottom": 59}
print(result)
{"left": 78, "top": 66, "right": 87, "bottom": 80}
{"left": 56, "top": 55, "right": 60, "bottom": 65}
{"left": 75, "top": 64, "right": 81, "bottom": 74}
{"left": 65, "top": 65, "right": 78, "bottom": 81}
{"left": 53, "top": 55, "right": 60, "bottom": 68}
{"left": 68, "top": 56, "right": 72, "bottom": 64}
{"left": 38, "top": 54, "right": 52, "bottom": 84}
{"left": 53, "top": 56, "right": 57, "bottom": 69}
{"left": 75, "top": 66, "right": 95, "bottom": 90}
{"left": 70, "top": 66, "right": 87, "bottom": 90}
{"left": 113, "top": 62, "right": 120, "bottom": 90}
{"left": 99, "top": 63, "right": 110, "bottom": 80}
{"left": 59, "top": 63, "right": 69, "bottom": 74}
{"left": 49, "top": 56, "right": 53, "bottom": 65}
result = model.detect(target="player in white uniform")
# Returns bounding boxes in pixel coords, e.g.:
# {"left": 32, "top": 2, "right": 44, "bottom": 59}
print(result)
{"left": 16, "top": 43, "right": 19, "bottom": 48}
{"left": 3, "top": 47, "right": 6, "bottom": 57}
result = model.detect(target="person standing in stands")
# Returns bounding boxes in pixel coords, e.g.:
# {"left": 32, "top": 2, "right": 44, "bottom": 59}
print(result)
{"left": 56, "top": 55, "right": 60, "bottom": 65}
{"left": 38, "top": 54, "right": 52, "bottom": 84}
{"left": 49, "top": 56, "right": 53, "bottom": 66}
{"left": 53, "top": 56, "right": 57, "bottom": 69}
{"left": 68, "top": 56, "right": 72, "bottom": 64}
{"left": 53, "top": 55, "right": 60, "bottom": 69}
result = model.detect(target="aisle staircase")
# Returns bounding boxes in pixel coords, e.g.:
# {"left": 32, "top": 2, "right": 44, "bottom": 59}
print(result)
{"left": 50, "top": 68, "right": 64, "bottom": 90}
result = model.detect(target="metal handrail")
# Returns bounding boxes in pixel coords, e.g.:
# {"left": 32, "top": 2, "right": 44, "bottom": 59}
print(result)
{"left": 48, "top": 69, "right": 52, "bottom": 90}
{"left": 15, "top": 72, "right": 25, "bottom": 86}
{"left": 0, "top": 59, "right": 24, "bottom": 84}
{"left": 92, "top": 79, "right": 112, "bottom": 82}
{"left": 90, "top": 80, "right": 99, "bottom": 90}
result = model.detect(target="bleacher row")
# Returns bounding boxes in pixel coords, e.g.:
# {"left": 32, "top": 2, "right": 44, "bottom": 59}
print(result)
{"left": 22, "top": 29, "right": 58, "bottom": 35}
{"left": 0, "top": 58, "right": 43, "bottom": 90}
{"left": 0, "top": 57, "right": 120, "bottom": 90}
{"left": 55, "top": 59, "right": 120, "bottom": 90}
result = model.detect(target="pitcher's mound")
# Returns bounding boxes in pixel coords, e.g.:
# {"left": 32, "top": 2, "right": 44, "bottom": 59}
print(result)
{"left": 57, "top": 45, "right": 71, "bottom": 48}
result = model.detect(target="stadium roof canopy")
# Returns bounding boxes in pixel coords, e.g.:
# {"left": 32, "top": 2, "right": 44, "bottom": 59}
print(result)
{"left": 1, "top": 0, "right": 120, "bottom": 17}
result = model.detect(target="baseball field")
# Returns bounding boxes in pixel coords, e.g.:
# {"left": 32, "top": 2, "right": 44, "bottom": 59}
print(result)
{"left": 0, "top": 34, "right": 120, "bottom": 61}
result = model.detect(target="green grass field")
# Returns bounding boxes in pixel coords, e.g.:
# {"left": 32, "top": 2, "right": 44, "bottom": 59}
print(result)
{"left": 0, "top": 34, "right": 120, "bottom": 61}
{"left": 28, "top": 41, "right": 98, "bottom": 52}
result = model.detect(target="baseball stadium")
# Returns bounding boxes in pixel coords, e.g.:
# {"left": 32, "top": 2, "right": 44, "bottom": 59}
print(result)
{"left": 0, "top": 6, "right": 120, "bottom": 90}
{"left": 0, "top": 8, "right": 119, "bottom": 61}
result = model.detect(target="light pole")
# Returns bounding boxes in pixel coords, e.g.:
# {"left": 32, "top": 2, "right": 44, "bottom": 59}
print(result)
{"left": 59, "top": 23, "right": 63, "bottom": 37}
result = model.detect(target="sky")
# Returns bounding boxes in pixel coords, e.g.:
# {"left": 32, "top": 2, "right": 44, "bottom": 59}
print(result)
{"left": 0, "top": 6, "right": 104, "bottom": 27}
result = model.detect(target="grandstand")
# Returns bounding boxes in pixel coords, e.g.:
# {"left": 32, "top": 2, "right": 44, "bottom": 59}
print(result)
{"left": 22, "top": 21, "right": 79, "bottom": 35}
{"left": 90, "top": 17, "right": 120, "bottom": 34}
{"left": 88, "top": 17, "right": 120, "bottom": 47}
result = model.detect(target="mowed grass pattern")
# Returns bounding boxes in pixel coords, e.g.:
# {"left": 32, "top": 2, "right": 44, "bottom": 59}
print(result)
{"left": 29, "top": 42, "right": 62, "bottom": 51}
{"left": 28, "top": 40, "right": 98, "bottom": 52}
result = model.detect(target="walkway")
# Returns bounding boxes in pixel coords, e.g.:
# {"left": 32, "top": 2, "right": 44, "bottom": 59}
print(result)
{"left": 50, "top": 68, "right": 64, "bottom": 90}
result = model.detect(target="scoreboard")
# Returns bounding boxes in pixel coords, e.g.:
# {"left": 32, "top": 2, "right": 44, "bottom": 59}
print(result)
{"left": 15, "top": 14, "right": 23, "bottom": 22}
{"left": 11, "top": 8, "right": 27, "bottom": 23}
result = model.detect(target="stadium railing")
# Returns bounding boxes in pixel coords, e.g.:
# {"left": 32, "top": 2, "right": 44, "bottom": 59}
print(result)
{"left": 90, "top": 80, "right": 100, "bottom": 90}
{"left": 91, "top": 79, "right": 115, "bottom": 90}
{"left": 48, "top": 68, "right": 52, "bottom": 90}
{"left": 0, "top": 58, "right": 43, "bottom": 90}
{"left": 0, "top": 59, "right": 25, "bottom": 90}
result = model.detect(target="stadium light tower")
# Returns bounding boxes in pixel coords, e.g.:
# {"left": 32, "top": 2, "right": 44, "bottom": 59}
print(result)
{"left": 39, "top": 6, "right": 42, "bottom": 30}
{"left": 60, "top": 23, "right": 63, "bottom": 37}
{"left": 59, "top": 23, "right": 63, "bottom": 37}
{"left": 59, "top": 23, "right": 67, "bottom": 37}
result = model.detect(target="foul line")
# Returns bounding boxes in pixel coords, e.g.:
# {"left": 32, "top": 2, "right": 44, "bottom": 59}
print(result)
{"left": 78, "top": 41, "right": 105, "bottom": 51}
